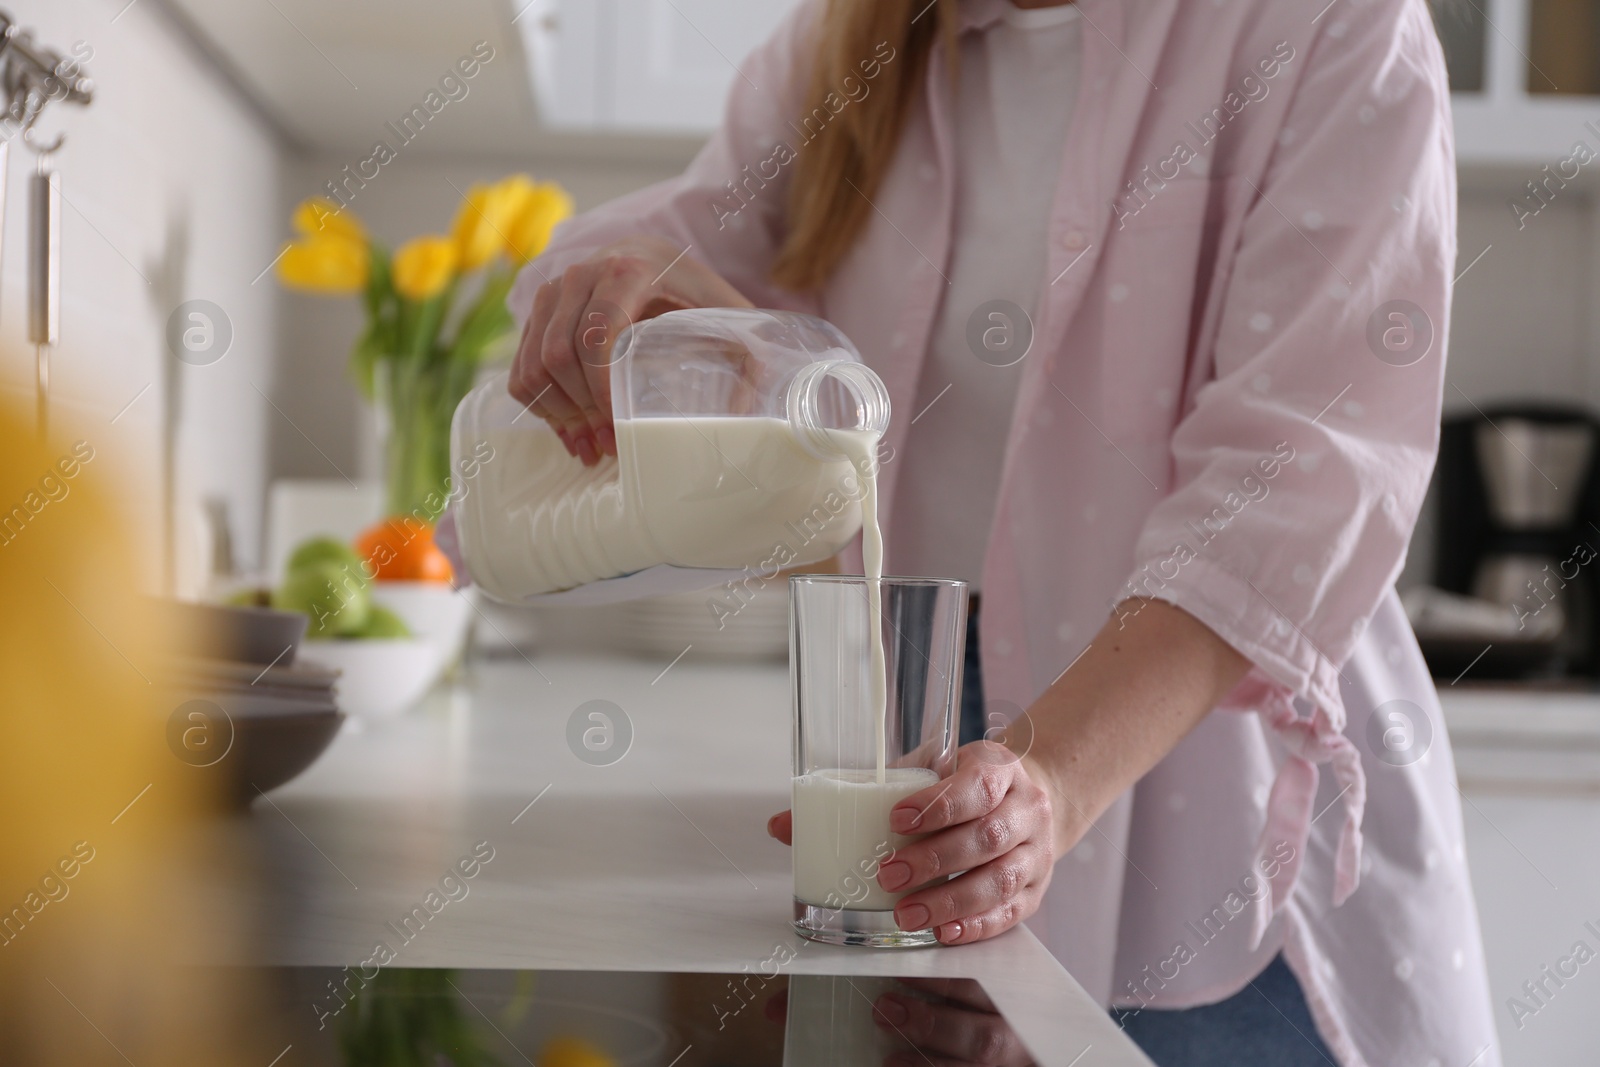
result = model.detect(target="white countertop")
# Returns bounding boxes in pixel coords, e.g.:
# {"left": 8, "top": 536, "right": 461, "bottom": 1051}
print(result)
{"left": 227, "top": 652, "right": 1150, "bottom": 1067}
{"left": 1437, "top": 686, "right": 1600, "bottom": 793}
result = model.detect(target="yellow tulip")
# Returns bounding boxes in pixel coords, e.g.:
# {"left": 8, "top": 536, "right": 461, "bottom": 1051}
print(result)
{"left": 392, "top": 235, "right": 458, "bottom": 301}
{"left": 452, "top": 176, "right": 534, "bottom": 271}
{"left": 292, "top": 197, "right": 366, "bottom": 244}
{"left": 506, "top": 181, "right": 574, "bottom": 264}
{"left": 277, "top": 234, "right": 369, "bottom": 294}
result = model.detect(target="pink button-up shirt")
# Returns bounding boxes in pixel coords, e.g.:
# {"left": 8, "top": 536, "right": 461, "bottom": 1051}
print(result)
{"left": 511, "top": 1, "right": 1500, "bottom": 1062}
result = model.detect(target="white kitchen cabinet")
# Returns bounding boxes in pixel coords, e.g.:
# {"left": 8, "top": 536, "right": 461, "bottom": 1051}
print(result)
{"left": 1441, "top": 0, "right": 1600, "bottom": 165}
{"left": 517, "top": 0, "right": 799, "bottom": 133}
{"left": 1441, "top": 689, "right": 1600, "bottom": 1066}
{"left": 520, "top": 0, "right": 1597, "bottom": 153}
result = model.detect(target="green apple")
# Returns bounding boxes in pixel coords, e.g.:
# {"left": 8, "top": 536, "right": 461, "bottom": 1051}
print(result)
{"left": 285, "top": 536, "right": 367, "bottom": 583}
{"left": 272, "top": 561, "right": 371, "bottom": 638}
{"left": 357, "top": 604, "right": 411, "bottom": 639}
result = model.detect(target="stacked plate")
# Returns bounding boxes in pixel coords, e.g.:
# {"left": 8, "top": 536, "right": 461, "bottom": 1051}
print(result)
{"left": 619, "top": 586, "right": 790, "bottom": 660}
{"left": 159, "top": 601, "right": 346, "bottom": 807}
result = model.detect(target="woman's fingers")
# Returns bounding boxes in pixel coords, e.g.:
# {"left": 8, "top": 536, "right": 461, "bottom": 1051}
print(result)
{"left": 878, "top": 787, "right": 1043, "bottom": 894}
{"left": 509, "top": 235, "right": 757, "bottom": 461}
{"left": 542, "top": 255, "right": 670, "bottom": 462}
{"left": 877, "top": 740, "right": 1057, "bottom": 945}
{"left": 766, "top": 809, "right": 793, "bottom": 846}
{"left": 512, "top": 280, "right": 589, "bottom": 455}
{"left": 542, "top": 269, "right": 607, "bottom": 462}
{"left": 874, "top": 991, "right": 1035, "bottom": 1067}
{"left": 890, "top": 844, "right": 1051, "bottom": 940}
{"left": 890, "top": 741, "right": 1020, "bottom": 835}
{"left": 929, "top": 893, "right": 1042, "bottom": 948}
{"left": 510, "top": 283, "right": 560, "bottom": 411}
{"left": 582, "top": 258, "right": 670, "bottom": 453}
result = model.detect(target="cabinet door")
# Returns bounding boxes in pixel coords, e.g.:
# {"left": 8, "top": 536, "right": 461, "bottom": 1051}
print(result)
{"left": 521, "top": 0, "right": 798, "bottom": 133}
{"left": 520, "top": 0, "right": 607, "bottom": 129}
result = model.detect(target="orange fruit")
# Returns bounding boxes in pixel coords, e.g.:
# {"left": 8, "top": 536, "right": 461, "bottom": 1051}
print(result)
{"left": 354, "top": 516, "right": 454, "bottom": 583}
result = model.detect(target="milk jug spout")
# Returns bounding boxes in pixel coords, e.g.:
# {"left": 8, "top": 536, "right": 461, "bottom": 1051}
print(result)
{"left": 785, "top": 357, "right": 891, "bottom": 462}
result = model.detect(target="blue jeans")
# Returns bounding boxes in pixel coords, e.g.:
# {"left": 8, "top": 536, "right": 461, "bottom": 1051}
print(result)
{"left": 959, "top": 609, "right": 1335, "bottom": 1064}
{"left": 1111, "top": 956, "right": 1336, "bottom": 1065}
{"left": 957, "top": 601, "right": 986, "bottom": 746}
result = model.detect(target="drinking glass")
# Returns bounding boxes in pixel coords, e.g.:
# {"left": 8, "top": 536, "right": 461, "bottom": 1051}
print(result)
{"left": 789, "top": 574, "right": 967, "bottom": 947}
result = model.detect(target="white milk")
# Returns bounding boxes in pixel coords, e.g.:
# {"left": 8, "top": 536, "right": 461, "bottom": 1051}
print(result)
{"left": 790, "top": 431, "right": 929, "bottom": 916}
{"left": 791, "top": 767, "right": 938, "bottom": 910}
{"left": 459, "top": 417, "right": 877, "bottom": 599}
{"left": 830, "top": 429, "right": 889, "bottom": 785}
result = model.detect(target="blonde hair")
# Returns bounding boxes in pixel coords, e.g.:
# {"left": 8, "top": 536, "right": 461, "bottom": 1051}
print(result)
{"left": 770, "top": 0, "right": 957, "bottom": 292}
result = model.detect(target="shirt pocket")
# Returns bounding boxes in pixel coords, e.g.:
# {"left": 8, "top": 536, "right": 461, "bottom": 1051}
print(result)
{"left": 1095, "top": 177, "right": 1217, "bottom": 444}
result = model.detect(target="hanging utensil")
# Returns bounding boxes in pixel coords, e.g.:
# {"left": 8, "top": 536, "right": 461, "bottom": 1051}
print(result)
{"left": 28, "top": 153, "right": 57, "bottom": 439}
{"left": 0, "top": 10, "right": 92, "bottom": 440}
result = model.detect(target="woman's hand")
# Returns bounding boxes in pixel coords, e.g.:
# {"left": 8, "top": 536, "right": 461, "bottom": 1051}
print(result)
{"left": 766, "top": 741, "right": 1056, "bottom": 946}
{"left": 878, "top": 742, "right": 1056, "bottom": 945}
{"left": 509, "top": 234, "right": 754, "bottom": 465}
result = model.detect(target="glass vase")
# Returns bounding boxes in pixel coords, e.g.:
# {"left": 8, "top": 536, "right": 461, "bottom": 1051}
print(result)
{"left": 377, "top": 357, "right": 480, "bottom": 523}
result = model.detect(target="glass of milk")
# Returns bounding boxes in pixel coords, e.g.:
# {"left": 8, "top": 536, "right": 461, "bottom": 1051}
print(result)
{"left": 789, "top": 574, "right": 967, "bottom": 947}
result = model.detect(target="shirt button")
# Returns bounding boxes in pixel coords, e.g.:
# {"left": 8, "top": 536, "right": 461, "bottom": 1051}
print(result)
{"left": 1062, "top": 230, "right": 1087, "bottom": 251}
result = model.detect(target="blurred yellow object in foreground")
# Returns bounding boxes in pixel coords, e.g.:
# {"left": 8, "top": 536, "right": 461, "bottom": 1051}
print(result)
{"left": 0, "top": 403, "right": 255, "bottom": 1064}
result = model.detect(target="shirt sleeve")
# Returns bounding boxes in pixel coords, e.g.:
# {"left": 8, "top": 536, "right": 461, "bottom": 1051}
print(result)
{"left": 1120, "top": 0, "right": 1454, "bottom": 920}
{"left": 508, "top": 0, "right": 826, "bottom": 321}
{"left": 1127, "top": 0, "right": 1454, "bottom": 716}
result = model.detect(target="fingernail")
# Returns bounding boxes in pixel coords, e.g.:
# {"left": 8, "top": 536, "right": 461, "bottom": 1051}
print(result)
{"left": 877, "top": 861, "right": 911, "bottom": 892}
{"left": 937, "top": 921, "right": 963, "bottom": 943}
{"left": 596, "top": 424, "right": 617, "bottom": 456}
{"left": 874, "top": 996, "right": 909, "bottom": 1027}
{"left": 575, "top": 435, "right": 599, "bottom": 466}
{"left": 555, "top": 427, "right": 576, "bottom": 456}
{"left": 897, "top": 903, "right": 930, "bottom": 931}
{"left": 890, "top": 804, "right": 923, "bottom": 833}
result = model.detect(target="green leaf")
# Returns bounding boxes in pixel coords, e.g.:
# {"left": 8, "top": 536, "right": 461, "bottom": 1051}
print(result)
{"left": 364, "top": 244, "right": 393, "bottom": 318}
{"left": 448, "top": 271, "right": 518, "bottom": 366}
{"left": 350, "top": 322, "right": 390, "bottom": 400}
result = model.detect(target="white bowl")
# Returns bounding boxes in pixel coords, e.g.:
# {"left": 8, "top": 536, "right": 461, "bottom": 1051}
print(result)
{"left": 371, "top": 582, "right": 474, "bottom": 665}
{"left": 297, "top": 637, "right": 441, "bottom": 719}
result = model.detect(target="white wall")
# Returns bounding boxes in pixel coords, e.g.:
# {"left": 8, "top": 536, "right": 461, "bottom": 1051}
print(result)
{"left": 1448, "top": 179, "right": 1595, "bottom": 406}
{"left": 0, "top": 0, "right": 284, "bottom": 591}
{"left": 1401, "top": 171, "right": 1600, "bottom": 589}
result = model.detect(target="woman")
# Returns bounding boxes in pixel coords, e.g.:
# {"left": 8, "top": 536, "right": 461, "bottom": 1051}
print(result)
{"left": 507, "top": 0, "right": 1498, "bottom": 1063}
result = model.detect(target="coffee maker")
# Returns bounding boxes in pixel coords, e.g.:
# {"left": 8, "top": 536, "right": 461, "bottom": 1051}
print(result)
{"left": 1432, "top": 405, "right": 1600, "bottom": 679}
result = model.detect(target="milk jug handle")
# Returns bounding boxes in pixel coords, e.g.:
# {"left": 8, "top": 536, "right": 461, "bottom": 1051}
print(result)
{"left": 785, "top": 356, "right": 891, "bottom": 460}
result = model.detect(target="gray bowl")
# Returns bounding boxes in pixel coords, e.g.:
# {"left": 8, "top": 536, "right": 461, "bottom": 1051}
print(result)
{"left": 161, "top": 599, "right": 308, "bottom": 666}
